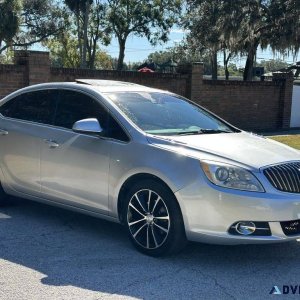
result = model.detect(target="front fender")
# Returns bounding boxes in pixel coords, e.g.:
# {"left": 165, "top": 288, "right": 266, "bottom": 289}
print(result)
{"left": 108, "top": 141, "right": 201, "bottom": 218}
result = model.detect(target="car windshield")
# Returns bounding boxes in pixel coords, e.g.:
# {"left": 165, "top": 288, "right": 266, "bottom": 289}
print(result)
{"left": 105, "top": 92, "right": 237, "bottom": 136}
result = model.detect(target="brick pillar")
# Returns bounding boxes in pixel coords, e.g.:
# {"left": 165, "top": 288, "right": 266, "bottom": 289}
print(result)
{"left": 14, "top": 50, "right": 50, "bottom": 86}
{"left": 190, "top": 62, "right": 204, "bottom": 102}
{"left": 273, "top": 72, "right": 294, "bottom": 129}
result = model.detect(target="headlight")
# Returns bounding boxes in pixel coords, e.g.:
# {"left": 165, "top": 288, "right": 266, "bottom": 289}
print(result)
{"left": 200, "top": 161, "right": 265, "bottom": 192}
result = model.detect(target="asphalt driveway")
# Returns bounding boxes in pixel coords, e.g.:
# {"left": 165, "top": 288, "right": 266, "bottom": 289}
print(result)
{"left": 1, "top": 197, "right": 300, "bottom": 300}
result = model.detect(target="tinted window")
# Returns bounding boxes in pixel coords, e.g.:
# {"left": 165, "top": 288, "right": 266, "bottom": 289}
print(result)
{"left": 55, "top": 90, "right": 129, "bottom": 142}
{"left": 54, "top": 90, "right": 106, "bottom": 129}
{"left": 0, "top": 90, "right": 57, "bottom": 125}
{"left": 108, "top": 114, "right": 130, "bottom": 142}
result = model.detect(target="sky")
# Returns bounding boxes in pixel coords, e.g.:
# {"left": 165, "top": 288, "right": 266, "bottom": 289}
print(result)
{"left": 102, "top": 29, "right": 186, "bottom": 64}
{"left": 101, "top": 29, "right": 299, "bottom": 67}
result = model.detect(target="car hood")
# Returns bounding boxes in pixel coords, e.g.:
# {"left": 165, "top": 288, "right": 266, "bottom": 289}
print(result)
{"left": 147, "top": 132, "right": 300, "bottom": 170}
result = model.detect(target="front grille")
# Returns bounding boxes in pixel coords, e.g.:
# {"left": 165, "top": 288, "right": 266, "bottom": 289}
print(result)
{"left": 281, "top": 220, "right": 300, "bottom": 236}
{"left": 263, "top": 162, "right": 300, "bottom": 193}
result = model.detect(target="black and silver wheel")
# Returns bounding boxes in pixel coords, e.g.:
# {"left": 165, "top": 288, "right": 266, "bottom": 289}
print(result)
{"left": 124, "top": 179, "right": 187, "bottom": 256}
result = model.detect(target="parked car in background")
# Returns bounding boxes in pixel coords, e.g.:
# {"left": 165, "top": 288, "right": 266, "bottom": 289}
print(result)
{"left": 0, "top": 80, "right": 300, "bottom": 256}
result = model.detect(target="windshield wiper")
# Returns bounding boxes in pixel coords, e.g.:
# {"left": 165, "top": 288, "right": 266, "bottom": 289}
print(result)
{"left": 176, "top": 129, "right": 231, "bottom": 135}
{"left": 199, "top": 129, "right": 231, "bottom": 134}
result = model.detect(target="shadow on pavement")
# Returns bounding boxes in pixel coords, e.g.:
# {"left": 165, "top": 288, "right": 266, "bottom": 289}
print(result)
{"left": 1, "top": 198, "right": 300, "bottom": 299}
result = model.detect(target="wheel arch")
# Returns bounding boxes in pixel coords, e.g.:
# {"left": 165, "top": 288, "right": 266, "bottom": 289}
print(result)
{"left": 117, "top": 173, "right": 183, "bottom": 224}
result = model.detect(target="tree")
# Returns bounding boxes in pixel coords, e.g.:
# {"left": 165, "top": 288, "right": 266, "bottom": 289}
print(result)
{"left": 222, "top": 0, "right": 300, "bottom": 80}
{"left": 256, "top": 59, "right": 290, "bottom": 73}
{"left": 64, "top": 0, "right": 110, "bottom": 69}
{"left": 107, "top": 0, "right": 182, "bottom": 70}
{"left": 267, "top": 0, "right": 300, "bottom": 57}
{"left": 147, "top": 43, "right": 204, "bottom": 64}
{"left": 0, "top": 0, "right": 21, "bottom": 52}
{"left": 145, "top": 43, "right": 211, "bottom": 74}
{"left": 46, "top": 33, "right": 81, "bottom": 68}
{"left": 222, "top": 50, "right": 232, "bottom": 80}
{"left": 233, "top": 0, "right": 271, "bottom": 81}
{"left": 184, "top": 0, "right": 235, "bottom": 80}
{"left": 45, "top": 29, "right": 113, "bottom": 69}
{"left": 86, "top": 0, "right": 111, "bottom": 69}
{"left": 184, "top": 0, "right": 300, "bottom": 81}
{"left": 0, "top": 0, "right": 64, "bottom": 55}
{"left": 148, "top": 50, "right": 175, "bottom": 66}
{"left": 65, "top": 0, "right": 92, "bottom": 68}
{"left": 93, "top": 50, "right": 114, "bottom": 69}
{"left": 0, "top": 49, "right": 14, "bottom": 64}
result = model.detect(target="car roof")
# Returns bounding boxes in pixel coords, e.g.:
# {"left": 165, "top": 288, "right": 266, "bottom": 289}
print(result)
{"left": 76, "top": 79, "right": 141, "bottom": 87}
{"left": 0, "top": 80, "right": 169, "bottom": 103}
{"left": 75, "top": 79, "right": 163, "bottom": 93}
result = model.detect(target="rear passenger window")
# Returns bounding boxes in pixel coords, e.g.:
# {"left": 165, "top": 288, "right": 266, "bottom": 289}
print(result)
{"left": 0, "top": 90, "right": 57, "bottom": 125}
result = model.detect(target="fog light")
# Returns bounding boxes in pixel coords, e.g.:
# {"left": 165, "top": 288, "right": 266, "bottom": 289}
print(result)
{"left": 235, "top": 221, "right": 256, "bottom": 235}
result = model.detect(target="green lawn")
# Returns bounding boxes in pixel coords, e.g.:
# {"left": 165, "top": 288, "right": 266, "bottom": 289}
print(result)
{"left": 270, "top": 135, "right": 300, "bottom": 150}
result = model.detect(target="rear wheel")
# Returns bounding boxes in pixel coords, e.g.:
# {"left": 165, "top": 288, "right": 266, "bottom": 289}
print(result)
{"left": 124, "top": 180, "right": 187, "bottom": 256}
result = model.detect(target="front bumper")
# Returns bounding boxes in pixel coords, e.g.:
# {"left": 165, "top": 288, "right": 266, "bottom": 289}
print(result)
{"left": 175, "top": 175, "right": 300, "bottom": 244}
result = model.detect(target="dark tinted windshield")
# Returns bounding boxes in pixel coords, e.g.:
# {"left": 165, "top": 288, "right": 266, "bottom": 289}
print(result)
{"left": 106, "top": 92, "right": 236, "bottom": 136}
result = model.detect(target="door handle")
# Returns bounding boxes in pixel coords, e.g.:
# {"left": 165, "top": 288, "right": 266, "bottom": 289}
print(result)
{"left": 0, "top": 129, "right": 8, "bottom": 136}
{"left": 44, "top": 139, "right": 60, "bottom": 149}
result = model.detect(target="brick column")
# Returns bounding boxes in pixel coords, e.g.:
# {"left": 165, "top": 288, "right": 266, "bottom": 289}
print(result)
{"left": 273, "top": 72, "right": 294, "bottom": 129}
{"left": 190, "top": 62, "right": 204, "bottom": 102}
{"left": 14, "top": 50, "right": 50, "bottom": 86}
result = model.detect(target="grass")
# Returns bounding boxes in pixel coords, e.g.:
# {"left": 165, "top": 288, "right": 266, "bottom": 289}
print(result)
{"left": 270, "top": 135, "right": 300, "bottom": 150}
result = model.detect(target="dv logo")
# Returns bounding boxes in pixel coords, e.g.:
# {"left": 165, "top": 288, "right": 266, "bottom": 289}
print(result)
{"left": 270, "top": 286, "right": 281, "bottom": 295}
{"left": 270, "top": 285, "right": 300, "bottom": 295}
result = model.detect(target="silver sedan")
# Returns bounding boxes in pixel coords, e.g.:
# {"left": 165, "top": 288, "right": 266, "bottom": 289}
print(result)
{"left": 0, "top": 80, "right": 300, "bottom": 256}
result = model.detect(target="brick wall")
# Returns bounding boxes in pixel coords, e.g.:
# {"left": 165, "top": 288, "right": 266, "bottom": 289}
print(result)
{"left": 50, "top": 68, "right": 189, "bottom": 97}
{"left": 0, "top": 50, "right": 294, "bottom": 131}
{"left": 191, "top": 63, "right": 294, "bottom": 131}
{"left": 0, "top": 65, "right": 26, "bottom": 99}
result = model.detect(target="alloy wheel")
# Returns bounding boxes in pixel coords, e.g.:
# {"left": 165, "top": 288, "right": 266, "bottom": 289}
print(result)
{"left": 127, "top": 189, "right": 170, "bottom": 249}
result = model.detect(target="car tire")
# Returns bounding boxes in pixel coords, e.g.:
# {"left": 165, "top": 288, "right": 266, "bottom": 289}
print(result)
{"left": 123, "top": 179, "right": 187, "bottom": 256}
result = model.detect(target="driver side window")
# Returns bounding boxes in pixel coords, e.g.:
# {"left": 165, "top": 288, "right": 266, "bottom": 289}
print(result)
{"left": 55, "top": 90, "right": 129, "bottom": 142}
{"left": 54, "top": 90, "right": 107, "bottom": 129}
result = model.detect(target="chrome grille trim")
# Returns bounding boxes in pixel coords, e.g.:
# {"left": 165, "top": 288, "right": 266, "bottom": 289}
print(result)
{"left": 263, "top": 162, "right": 300, "bottom": 193}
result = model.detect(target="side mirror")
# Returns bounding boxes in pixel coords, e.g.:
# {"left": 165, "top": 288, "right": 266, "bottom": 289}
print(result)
{"left": 72, "top": 118, "right": 103, "bottom": 135}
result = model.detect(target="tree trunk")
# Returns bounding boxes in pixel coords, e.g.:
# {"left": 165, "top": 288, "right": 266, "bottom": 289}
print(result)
{"left": 243, "top": 44, "right": 257, "bottom": 81}
{"left": 90, "top": 38, "right": 97, "bottom": 69}
{"left": 117, "top": 38, "right": 126, "bottom": 70}
{"left": 211, "top": 50, "right": 218, "bottom": 80}
{"left": 76, "top": 12, "right": 82, "bottom": 68}
{"left": 223, "top": 50, "right": 231, "bottom": 80}
{"left": 82, "top": 1, "right": 91, "bottom": 68}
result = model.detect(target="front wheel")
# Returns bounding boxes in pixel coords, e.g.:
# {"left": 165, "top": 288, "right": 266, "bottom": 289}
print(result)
{"left": 124, "top": 180, "right": 187, "bottom": 256}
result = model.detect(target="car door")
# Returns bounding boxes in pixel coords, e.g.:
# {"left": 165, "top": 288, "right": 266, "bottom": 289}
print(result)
{"left": 40, "top": 89, "right": 115, "bottom": 213}
{"left": 0, "top": 90, "right": 57, "bottom": 196}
